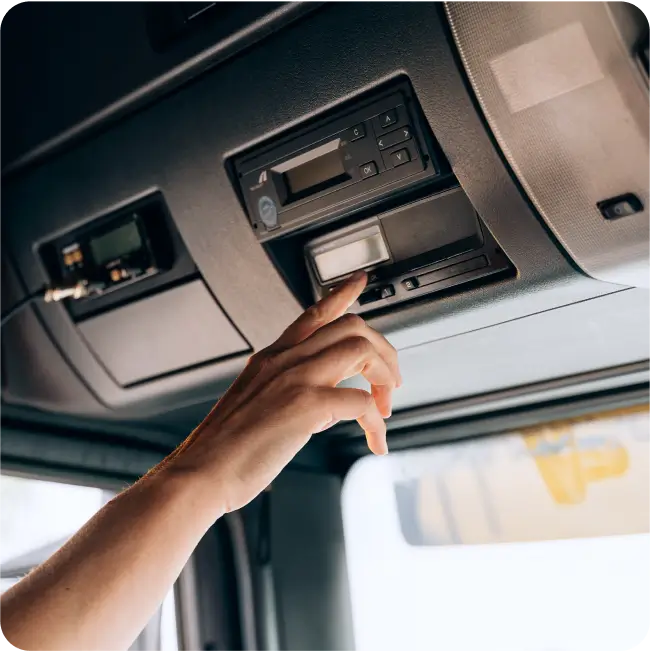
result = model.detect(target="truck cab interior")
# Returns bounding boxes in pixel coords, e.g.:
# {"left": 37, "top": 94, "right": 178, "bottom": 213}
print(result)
{"left": 1, "top": 2, "right": 649, "bottom": 650}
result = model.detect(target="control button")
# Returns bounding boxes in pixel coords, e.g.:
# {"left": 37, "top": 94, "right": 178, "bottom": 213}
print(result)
{"left": 402, "top": 277, "right": 419, "bottom": 291}
{"left": 346, "top": 123, "right": 366, "bottom": 142}
{"left": 359, "top": 284, "right": 395, "bottom": 305}
{"left": 377, "top": 126, "right": 412, "bottom": 150}
{"left": 597, "top": 194, "right": 643, "bottom": 220}
{"left": 258, "top": 195, "right": 278, "bottom": 229}
{"left": 359, "top": 161, "right": 378, "bottom": 179}
{"left": 358, "top": 288, "right": 380, "bottom": 305}
{"left": 380, "top": 284, "right": 395, "bottom": 299}
{"left": 379, "top": 109, "right": 398, "bottom": 128}
{"left": 390, "top": 148, "right": 411, "bottom": 167}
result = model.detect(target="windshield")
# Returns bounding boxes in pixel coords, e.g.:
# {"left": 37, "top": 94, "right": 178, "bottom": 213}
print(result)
{"left": 342, "top": 406, "right": 649, "bottom": 651}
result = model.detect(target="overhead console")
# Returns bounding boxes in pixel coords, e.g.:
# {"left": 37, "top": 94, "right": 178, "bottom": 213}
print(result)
{"left": 3, "top": 3, "right": 647, "bottom": 425}
{"left": 230, "top": 78, "right": 514, "bottom": 313}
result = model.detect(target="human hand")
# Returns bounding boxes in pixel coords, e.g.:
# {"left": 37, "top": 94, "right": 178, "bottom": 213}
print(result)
{"left": 165, "top": 271, "right": 401, "bottom": 515}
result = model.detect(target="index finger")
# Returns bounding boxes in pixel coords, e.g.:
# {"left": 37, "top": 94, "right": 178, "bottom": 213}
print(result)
{"left": 273, "top": 270, "right": 367, "bottom": 348}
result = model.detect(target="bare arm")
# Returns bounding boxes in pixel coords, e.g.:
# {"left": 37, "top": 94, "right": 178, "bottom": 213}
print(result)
{"left": 0, "top": 271, "right": 401, "bottom": 651}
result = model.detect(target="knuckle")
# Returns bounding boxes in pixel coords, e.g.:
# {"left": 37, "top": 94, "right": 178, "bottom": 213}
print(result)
{"left": 281, "top": 361, "right": 311, "bottom": 387}
{"left": 251, "top": 349, "right": 276, "bottom": 372}
{"left": 287, "top": 383, "right": 315, "bottom": 407}
{"left": 345, "top": 335, "right": 373, "bottom": 356}
{"left": 340, "top": 312, "right": 365, "bottom": 330}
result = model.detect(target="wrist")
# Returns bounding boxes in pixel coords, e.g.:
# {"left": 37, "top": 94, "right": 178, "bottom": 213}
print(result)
{"left": 141, "top": 458, "right": 228, "bottom": 531}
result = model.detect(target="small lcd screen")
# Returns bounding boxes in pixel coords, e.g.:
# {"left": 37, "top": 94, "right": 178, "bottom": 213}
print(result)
{"left": 284, "top": 148, "right": 347, "bottom": 196}
{"left": 90, "top": 220, "right": 143, "bottom": 266}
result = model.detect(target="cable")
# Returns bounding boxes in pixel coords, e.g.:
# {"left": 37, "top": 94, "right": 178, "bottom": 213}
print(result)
{"left": 1, "top": 281, "right": 103, "bottom": 327}
{"left": 1, "top": 293, "right": 42, "bottom": 327}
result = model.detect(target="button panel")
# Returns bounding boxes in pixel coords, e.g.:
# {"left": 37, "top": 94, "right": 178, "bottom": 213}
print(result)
{"left": 377, "top": 126, "right": 412, "bottom": 150}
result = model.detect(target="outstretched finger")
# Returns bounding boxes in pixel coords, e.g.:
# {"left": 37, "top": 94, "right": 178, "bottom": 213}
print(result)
{"left": 273, "top": 271, "right": 367, "bottom": 349}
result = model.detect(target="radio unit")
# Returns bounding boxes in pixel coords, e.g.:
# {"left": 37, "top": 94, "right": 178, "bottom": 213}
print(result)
{"left": 233, "top": 79, "right": 441, "bottom": 239}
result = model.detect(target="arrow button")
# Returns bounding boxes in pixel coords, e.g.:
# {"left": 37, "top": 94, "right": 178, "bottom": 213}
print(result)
{"left": 390, "top": 148, "right": 411, "bottom": 167}
{"left": 378, "top": 109, "right": 397, "bottom": 128}
{"left": 376, "top": 124, "right": 412, "bottom": 150}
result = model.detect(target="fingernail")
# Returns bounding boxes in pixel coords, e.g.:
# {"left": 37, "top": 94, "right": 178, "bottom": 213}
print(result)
{"left": 349, "top": 270, "right": 367, "bottom": 282}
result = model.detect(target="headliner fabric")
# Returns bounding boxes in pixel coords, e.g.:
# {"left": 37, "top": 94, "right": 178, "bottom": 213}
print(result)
{"left": 489, "top": 22, "right": 604, "bottom": 113}
{"left": 446, "top": 2, "right": 650, "bottom": 288}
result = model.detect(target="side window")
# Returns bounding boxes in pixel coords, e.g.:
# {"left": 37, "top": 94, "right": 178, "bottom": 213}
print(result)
{"left": 0, "top": 475, "right": 178, "bottom": 651}
{"left": 342, "top": 406, "right": 650, "bottom": 651}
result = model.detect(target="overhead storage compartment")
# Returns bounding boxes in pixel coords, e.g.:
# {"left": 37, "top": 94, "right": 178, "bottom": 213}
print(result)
{"left": 78, "top": 280, "right": 248, "bottom": 386}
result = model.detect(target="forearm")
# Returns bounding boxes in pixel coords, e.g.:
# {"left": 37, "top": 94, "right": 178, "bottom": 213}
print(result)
{"left": 1, "top": 465, "right": 221, "bottom": 651}
{"left": 0, "top": 273, "right": 396, "bottom": 651}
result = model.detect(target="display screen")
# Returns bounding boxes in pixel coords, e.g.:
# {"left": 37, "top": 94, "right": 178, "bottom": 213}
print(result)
{"left": 90, "top": 220, "right": 143, "bottom": 265}
{"left": 285, "top": 149, "right": 347, "bottom": 195}
{"left": 274, "top": 138, "right": 350, "bottom": 201}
